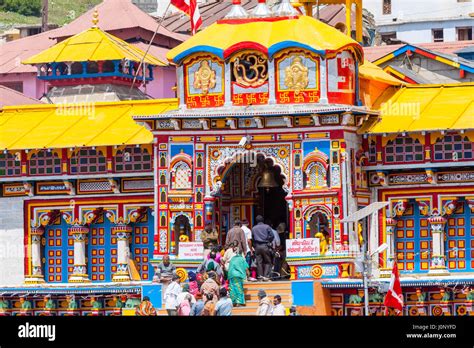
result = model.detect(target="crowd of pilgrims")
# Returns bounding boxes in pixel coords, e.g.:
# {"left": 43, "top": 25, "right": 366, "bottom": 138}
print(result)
{"left": 136, "top": 216, "right": 297, "bottom": 316}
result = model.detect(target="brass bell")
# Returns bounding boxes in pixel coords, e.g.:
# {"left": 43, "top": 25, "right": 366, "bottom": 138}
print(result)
{"left": 258, "top": 168, "right": 279, "bottom": 190}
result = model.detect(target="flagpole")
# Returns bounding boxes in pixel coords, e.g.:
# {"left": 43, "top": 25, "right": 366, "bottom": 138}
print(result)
{"left": 130, "top": 1, "right": 172, "bottom": 91}
{"left": 362, "top": 216, "right": 370, "bottom": 316}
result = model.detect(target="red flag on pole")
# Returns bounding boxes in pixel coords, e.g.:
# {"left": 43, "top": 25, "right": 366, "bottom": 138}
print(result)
{"left": 170, "top": 0, "right": 203, "bottom": 35}
{"left": 384, "top": 262, "right": 404, "bottom": 315}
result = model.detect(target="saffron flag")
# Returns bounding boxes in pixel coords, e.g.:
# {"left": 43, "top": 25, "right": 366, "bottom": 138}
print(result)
{"left": 170, "top": 0, "right": 202, "bottom": 35}
{"left": 384, "top": 262, "right": 404, "bottom": 315}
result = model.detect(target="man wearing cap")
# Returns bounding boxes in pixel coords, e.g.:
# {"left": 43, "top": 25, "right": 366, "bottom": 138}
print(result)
{"left": 251, "top": 215, "right": 274, "bottom": 281}
{"left": 225, "top": 219, "right": 247, "bottom": 256}
{"left": 256, "top": 289, "right": 273, "bottom": 316}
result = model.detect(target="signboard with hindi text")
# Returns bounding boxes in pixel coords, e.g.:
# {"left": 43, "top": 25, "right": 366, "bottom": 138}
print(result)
{"left": 178, "top": 242, "right": 204, "bottom": 260}
{"left": 286, "top": 238, "right": 320, "bottom": 258}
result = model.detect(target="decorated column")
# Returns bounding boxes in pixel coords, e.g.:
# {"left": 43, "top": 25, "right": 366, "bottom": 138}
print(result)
{"left": 68, "top": 225, "right": 90, "bottom": 283}
{"left": 112, "top": 223, "right": 133, "bottom": 282}
{"left": 385, "top": 217, "right": 397, "bottom": 268}
{"left": 25, "top": 226, "right": 45, "bottom": 284}
{"left": 204, "top": 196, "right": 216, "bottom": 226}
{"left": 428, "top": 211, "right": 449, "bottom": 276}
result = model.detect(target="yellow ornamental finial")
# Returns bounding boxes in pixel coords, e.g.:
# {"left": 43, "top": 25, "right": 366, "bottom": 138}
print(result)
{"left": 92, "top": 9, "right": 99, "bottom": 27}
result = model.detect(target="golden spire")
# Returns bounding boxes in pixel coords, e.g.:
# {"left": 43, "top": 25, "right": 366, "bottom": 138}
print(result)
{"left": 92, "top": 8, "right": 99, "bottom": 28}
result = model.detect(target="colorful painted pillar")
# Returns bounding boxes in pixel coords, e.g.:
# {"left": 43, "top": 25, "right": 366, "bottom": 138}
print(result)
{"left": 68, "top": 225, "right": 90, "bottom": 283}
{"left": 428, "top": 212, "right": 449, "bottom": 276}
{"left": 286, "top": 195, "right": 295, "bottom": 239}
{"left": 385, "top": 217, "right": 397, "bottom": 268}
{"left": 112, "top": 223, "right": 133, "bottom": 282}
{"left": 25, "top": 226, "right": 45, "bottom": 284}
{"left": 204, "top": 196, "right": 216, "bottom": 226}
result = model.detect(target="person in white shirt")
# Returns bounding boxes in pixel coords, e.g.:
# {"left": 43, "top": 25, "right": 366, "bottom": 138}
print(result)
{"left": 241, "top": 218, "right": 256, "bottom": 281}
{"left": 272, "top": 295, "right": 286, "bottom": 316}
{"left": 164, "top": 274, "right": 182, "bottom": 316}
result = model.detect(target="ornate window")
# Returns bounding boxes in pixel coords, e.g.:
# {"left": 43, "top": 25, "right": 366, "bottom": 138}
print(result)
{"left": 170, "top": 152, "right": 193, "bottom": 190}
{"left": 197, "top": 154, "right": 203, "bottom": 168}
{"left": 115, "top": 146, "right": 152, "bottom": 173}
{"left": 160, "top": 191, "right": 166, "bottom": 202}
{"left": 433, "top": 134, "right": 473, "bottom": 161}
{"left": 160, "top": 154, "right": 166, "bottom": 167}
{"left": 305, "top": 162, "right": 328, "bottom": 189}
{"left": 385, "top": 135, "right": 424, "bottom": 163}
{"left": 368, "top": 140, "right": 377, "bottom": 163}
{"left": 302, "top": 149, "right": 329, "bottom": 189}
{"left": 29, "top": 150, "right": 61, "bottom": 176}
{"left": 0, "top": 152, "right": 21, "bottom": 177}
{"left": 196, "top": 191, "right": 203, "bottom": 202}
{"left": 197, "top": 174, "right": 203, "bottom": 186}
{"left": 171, "top": 161, "right": 192, "bottom": 189}
{"left": 70, "top": 148, "right": 106, "bottom": 174}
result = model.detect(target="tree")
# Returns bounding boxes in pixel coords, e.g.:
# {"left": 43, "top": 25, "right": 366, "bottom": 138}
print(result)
{"left": 1, "top": 0, "right": 42, "bottom": 17}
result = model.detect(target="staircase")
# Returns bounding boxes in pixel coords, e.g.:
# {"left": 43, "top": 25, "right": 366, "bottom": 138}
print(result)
{"left": 156, "top": 280, "right": 292, "bottom": 316}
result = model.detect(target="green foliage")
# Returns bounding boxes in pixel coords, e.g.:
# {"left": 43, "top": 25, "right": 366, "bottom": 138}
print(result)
{"left": 1, "top": 0, "right": 41, "bottom": 17}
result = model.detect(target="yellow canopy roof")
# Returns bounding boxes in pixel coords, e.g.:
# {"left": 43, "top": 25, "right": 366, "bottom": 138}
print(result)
{"left": 0, "top": 101, "right": 159, "bottom": 151}
{"left": 167, "top": 15, "right": 364, "bottom": 63}
{"left": 359, "top": 60, "right": 404, "bottom": 86}
{"left": 362, "top": 83, "right": 474, "bottom": 134}
{"left": 22, "top": 27, "right": 166, "bottom": 66}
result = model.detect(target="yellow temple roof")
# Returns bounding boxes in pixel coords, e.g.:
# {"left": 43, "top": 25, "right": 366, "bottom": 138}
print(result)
{"left": 0, "top": 100, "right": 179, "bottom": 150}
{"left": 359, "top": 60, "right": 404, "bottom": 86}
{"left": 22, "top": 26, "right": 166, "bottom": 66}
{"left": 167, "top": 15, "right": 364, "bottom": 63}
{"left": 362, "top": 83, "right": 474, "bottom": 134}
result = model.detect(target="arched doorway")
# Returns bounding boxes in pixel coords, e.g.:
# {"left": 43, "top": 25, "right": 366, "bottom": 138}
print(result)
{"left": 216, "top": 154, "right": 289, "bottom": 243}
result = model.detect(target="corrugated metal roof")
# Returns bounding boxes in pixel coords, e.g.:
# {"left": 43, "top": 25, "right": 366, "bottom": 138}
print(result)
{"left": 22, "top": 27, "right": 165, "bottom": 66}
{"left": 362, "top": 83, "right": 474, "bottom": 134}
{"left": 0, "top": 86, "right": 44, "bottom": 108}
{"left": 167, "top": 15, "right": 364, "bottom": 63}
{"left": 0, "top": 100, "right": 180, "bottom": 150}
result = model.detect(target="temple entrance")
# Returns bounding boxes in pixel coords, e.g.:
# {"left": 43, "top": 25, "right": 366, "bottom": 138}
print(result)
{"left": 216, "top": 154, "right": 289, "bottom": 243}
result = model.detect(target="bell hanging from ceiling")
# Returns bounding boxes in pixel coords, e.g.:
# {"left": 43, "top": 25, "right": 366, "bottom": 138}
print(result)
{"left": 258, "top": 168, "right": 279, "bottom": 191}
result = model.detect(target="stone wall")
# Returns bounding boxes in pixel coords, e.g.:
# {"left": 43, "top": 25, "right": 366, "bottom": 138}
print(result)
{"left": 0, "top": 197, "right": 25, "bottom": 286}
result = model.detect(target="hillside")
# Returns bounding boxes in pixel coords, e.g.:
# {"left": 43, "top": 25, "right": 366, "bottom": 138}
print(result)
{"left": 0, "top": 0, "right": 101, "bottom": 31}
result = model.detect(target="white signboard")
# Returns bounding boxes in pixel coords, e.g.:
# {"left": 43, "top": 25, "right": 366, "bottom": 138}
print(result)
{"left": 286, "top": 238, "right": 320, "bottom": 257}
{"left": 178, "top": 242, "right": 204, "bottom": 260}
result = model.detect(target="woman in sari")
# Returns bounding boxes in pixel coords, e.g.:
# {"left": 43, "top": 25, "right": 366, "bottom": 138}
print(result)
{"left": 228, "top": 247, "right": 249, "bottom": 306}
{"left": 200, "top": 271, "right": 220, "bottom": 303}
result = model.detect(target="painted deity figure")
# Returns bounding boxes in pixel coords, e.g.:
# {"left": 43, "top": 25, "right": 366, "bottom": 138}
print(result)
{"left": 44, "top": 295, "right": 55, "bottom": 311}
{"left": 91, "top": 296, "right": 102, "bottom": 309}
{"left": 67, "top": 295, "right": 78, "bottom": 311}
{"left": 284, "top": 56, "right": 309, "bottom": 94}
{"left": 178, "top": 225, "right": 190, "bottom": 242}
{"left": 19, "top": 297, "right": 32, "bottom": 315}
{"left": 0, "top": 297, "right": 9, "bottom": 315}
{"left": 315, "top": 227, "right": 330, "bottom": 256}
{"left": 193, "top": 60, "right": 216, "bottom": 95}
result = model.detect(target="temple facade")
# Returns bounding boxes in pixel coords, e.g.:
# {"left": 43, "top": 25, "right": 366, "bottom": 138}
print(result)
{"left": 0, "top": 1, "right": 472, "bottom": 316}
